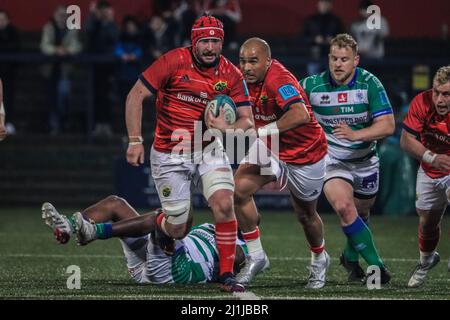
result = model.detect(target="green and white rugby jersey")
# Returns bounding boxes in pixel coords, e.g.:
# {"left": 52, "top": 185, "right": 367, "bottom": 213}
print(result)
{"left": 163, "top": 223, "right": 247, "bottom": 284}
{"left": 170, "top": 223, "right": 219, "bottom": 284}
{"left": 300, "top": 68, "right": 393, "bottom": 161}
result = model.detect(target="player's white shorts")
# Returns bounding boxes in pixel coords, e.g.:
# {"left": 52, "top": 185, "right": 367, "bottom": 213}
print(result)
{"left": 416, "top": 167, "right": 450, "bottom": 211}
{"left": 324, "top": 154, "right": 379, "bottom": 198}
{"left": 119, "top": 236, "right": 150, "bottom": 284}
{"left": 121, "top": 236, "right": 181, "bottom": 284}
{"left": 242, "top": 138, "right": 325, "bottom": 202}
{"left": 123, "top": 237, "right": 215, "bottom": 285}
{"left": 150, "top": 145, "right": 234, "bottom": 204}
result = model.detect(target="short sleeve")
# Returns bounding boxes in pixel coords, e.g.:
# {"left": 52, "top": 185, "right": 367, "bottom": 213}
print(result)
{"left": 228, "top": 69, "right": 251, "bottom": 108}
{"left": 270, "top": 78, "right": 305, "bottom": 112}
{"left": 139, "top": 51, "right": 177, "bottom": 94}
{"left": 403, "top": 94, "right": 426, "bottom": 138}
{"left": 368, "top": 75, "right": 393, "bottom": 119}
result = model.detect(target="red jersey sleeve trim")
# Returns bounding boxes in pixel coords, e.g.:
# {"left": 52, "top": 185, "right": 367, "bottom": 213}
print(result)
{"left": 139, "top": 75, "right": 157, "bottom": 94}
{"left": 282, "top": 98, "right": 304, "bottom": 112}
{"left": 236, "top": 101, "right": 251, "bottom": 107}
{"left": 402, "top": 123, "right": 420, "bottom": 139}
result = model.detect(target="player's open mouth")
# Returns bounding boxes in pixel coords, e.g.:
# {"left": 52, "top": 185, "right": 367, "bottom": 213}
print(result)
{"left": 436, "top": 106, "right": 449, "bottom": 113}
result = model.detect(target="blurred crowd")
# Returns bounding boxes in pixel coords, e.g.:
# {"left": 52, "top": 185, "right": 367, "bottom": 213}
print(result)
{"left": 0, "top": 0, "right": 243, "bottom": 136}
{"left": 0, "top": 0, "right": 419, "bottom": 138}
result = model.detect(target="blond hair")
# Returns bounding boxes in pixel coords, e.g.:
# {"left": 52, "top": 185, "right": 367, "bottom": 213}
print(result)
{"left": 330, "top": 33, "right": 358, "bottom": 55}
{"left": 433, "top": 65, "right": 450, "bottom": 85}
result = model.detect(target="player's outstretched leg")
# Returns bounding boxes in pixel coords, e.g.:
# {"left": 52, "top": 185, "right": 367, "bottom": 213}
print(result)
{"left": 41, "top": 202, "right": 75, "bottom": 244}
{"left": 234, "top": 163, "right": 273, "bottom": 285}
{"left": 73, "top": 212, "right": 98, "bottom": 245}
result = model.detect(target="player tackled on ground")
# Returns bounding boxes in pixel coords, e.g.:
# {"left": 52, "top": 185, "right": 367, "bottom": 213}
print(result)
{"left": 234, "top": 38, "right": 330, "bottom": 288}
{"left": 41, "top": 197, "right": 247, "bottom": 286}
{"left": 401, "top": 65, "right": 450, "bottom": 288}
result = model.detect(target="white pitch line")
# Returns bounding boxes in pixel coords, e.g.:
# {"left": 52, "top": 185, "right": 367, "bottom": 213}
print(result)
{"left": 233, "top": 291, "right": 261, "bottom": 300}
{"left": 2, "top": 253, "right": 124, "bottom": 258}
{"left": 2, "top": 253, "right": 419, "bottom": 262}
{"left": 15, "top": 294, "right": 237, "bottom": 300}
{"left": 270, "top": 257, "right": 419, "bottom": 262}
{"left": 9, "top": 294, "right": 434, "bottom": 300}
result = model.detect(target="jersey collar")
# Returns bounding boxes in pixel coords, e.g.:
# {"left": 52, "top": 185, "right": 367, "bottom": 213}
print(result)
{"left": 329, "top": 68, "right": 358, "bottom": 88}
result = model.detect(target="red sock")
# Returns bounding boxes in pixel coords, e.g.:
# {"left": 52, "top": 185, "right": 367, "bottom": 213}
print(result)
{"left": 242, "top": 227, "right": 259, "bottom": 242}
{"left": 156, "top": 212, "right": 169, "bottom": 236}
{"left": 216, "top": 220, "right": 238, "bottom": 275}
{"left": 419, "top": 226, "right": 440, "bottom": 252}
{"left": 310, "top": 241, "right": 325, "bottom": 254}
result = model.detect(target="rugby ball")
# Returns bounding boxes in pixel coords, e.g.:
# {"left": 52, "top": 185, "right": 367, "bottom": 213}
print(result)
{"left": 204, "top": 94, "right": 237, "bottom": 127}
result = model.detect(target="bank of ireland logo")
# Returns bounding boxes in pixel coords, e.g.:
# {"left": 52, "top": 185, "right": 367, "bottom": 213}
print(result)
{"left": 214, "top": 80, "right": 228, "bottom": 92}
{"left": 162, "top": 186, "right": 172, "bottom": 198}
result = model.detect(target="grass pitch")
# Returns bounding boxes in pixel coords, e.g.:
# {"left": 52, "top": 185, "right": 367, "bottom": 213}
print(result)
{"left": 1, "top": 208, "right": 449, "bottom": 300}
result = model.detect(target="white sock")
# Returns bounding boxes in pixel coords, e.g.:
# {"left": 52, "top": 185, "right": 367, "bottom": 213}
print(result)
{"left": 420, "top": 251, "right": 434, "bottom": 265}
{"left": 311, "top": 240, "right": 326, "bottom": 264}
{"left": 246, "top": 237, "right": 264, "bottom": 259}
{"left": 311, "top": 251, "right": 326, "bottom": 264}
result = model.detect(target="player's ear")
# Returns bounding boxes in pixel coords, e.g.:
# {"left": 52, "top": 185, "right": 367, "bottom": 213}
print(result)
{"left": 354, "top": 54, "right": 360, "bottom": 67}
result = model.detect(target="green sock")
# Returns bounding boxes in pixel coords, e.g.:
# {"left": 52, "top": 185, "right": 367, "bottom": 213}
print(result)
{"left": 95, "top": 223, "right": 112, "bottom": 239}
{"left": 343, "top": 239, "right": 359, "bottom": 262}
{"left": 67, "top": 215, "right": 77, "bottom": 233}
{"left": 343, "top": 217, "right": 369, "bottom": 262}
{"left": 343, "top": 217, "right": 384, "bottom": 268}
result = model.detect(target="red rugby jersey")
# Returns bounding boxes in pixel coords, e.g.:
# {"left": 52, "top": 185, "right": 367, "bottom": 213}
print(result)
{"left": 140, "top": 47, "right": 251, "bottom": 153}
{"left": 403, "top": 90, "right": 450, "bottom": 178}
{"left": 247, "top": 59, "right": 327, "bottom": 165}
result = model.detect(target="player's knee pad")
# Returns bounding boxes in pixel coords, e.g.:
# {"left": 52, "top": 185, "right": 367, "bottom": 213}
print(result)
{"left": 202, "top": 169, "right": 235, "bottom": 200}
{"left": 162, "top": 200, "right": 190, "bottom": 225}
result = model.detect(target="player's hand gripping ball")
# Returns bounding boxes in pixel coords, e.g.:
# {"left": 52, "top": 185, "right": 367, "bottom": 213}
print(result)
{"left": 204, "top": 95, "right": 237, "bottom": 128}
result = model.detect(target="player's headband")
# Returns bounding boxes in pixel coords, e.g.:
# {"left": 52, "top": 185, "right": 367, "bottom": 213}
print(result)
{"left": 191, "top": 15, "right": 224, "bottom": 48}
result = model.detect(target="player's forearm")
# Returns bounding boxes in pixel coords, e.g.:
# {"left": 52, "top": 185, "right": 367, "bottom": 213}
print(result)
{"left": 125, "top": 94, "right": 144, "bottom": 137}
{"left": 232, "top": 115, "right": 254, "bottom": 131}
{"left": 276, "top": 103, "right": 310, "bottom": 133}
{"left": 400, "top": 130, "right": 427, "bottom": 161}
{"left": 354, "top": 116, "right": 395, "bottom": 142}
{"left": 125, "top": 81, "right": 151, "bottom": 137}
{"left": 231, "top": 106, "right": 254, "bottom": 131}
